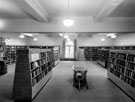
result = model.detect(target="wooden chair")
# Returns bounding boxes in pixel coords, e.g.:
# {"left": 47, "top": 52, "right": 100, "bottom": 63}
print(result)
{"left": 73, "top": 70, "right": 88, "bottom": 90}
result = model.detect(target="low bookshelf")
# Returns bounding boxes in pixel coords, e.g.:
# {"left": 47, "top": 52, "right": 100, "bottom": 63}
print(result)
{"left": 12, "top": 48, "right": 53, "bottom": 101}
{"left": 53, "top": 46, "right": 60, "bottom": 66}
{"left": 97, "top": 49, "right": 109, "bottom": 68}
{"left": 84, "top": 47, "right": 98, "bottom": 61}
{"left": 108, "top": 50, "right": 135, "bottom": 101}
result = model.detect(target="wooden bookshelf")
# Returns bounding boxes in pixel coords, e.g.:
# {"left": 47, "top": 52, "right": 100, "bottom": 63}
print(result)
{"left": 84, "top": 47, "right": 98, "bottom": 61}
{"left": 12, "top": 48, "right": 53, "bottom": 101}
{"left": 0, "top": 40, "right": 7, "bottom": 75}
{"left": 53, "top": 46, "right": 60, "bottom": 66}
{"left": 5, "top": 46, "right": 16, "bottom": 65}
{"left": 97, "top": 49, "right": 109, "bottom": 68}
{"left": 108, "top": 50, "right": 135, "bottom": 101}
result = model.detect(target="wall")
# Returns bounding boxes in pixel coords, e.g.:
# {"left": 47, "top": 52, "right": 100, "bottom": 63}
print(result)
{"left": 27, "top": 34, "right": 62, "bottom": 46}
{"left": 2, "top": 18, "right": 135, "bottom": 32}
{"left": 77, "top": 34, "right": 114, "bottom": 47}
{"left": 1, "top": 33, "right": 28, "bottom": 45}
{"left": 114, "top": 33, "right": 135, "bottom": 46}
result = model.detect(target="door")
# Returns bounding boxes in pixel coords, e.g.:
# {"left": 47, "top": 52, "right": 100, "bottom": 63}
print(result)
{"left": 65, "top": 39, "right": 74, "bottom": 59}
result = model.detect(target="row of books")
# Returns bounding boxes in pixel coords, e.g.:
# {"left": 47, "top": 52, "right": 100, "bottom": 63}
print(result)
{"left": 31, "top": 67, "right": 42, "bottom": 78}
{"left": 127, "top": 62, "right": 135, "bottom": 71}
{"left": 84, "top": 48, "right": 98, "bottom": 61}
{"left": 32, "top": 74, "right": 42, "bottom": 86}
{"left": 115, "top": 65, "right": 125, "bottom": 73}
{"left": 108, "top": 62, "right": 114, "bottom": 69}
{"left": 116, "top": 59, "right": 126, "bottom": 67}
{"left": 114, "top": 71, "right": 124, "bottom": 80}
{"left": 108, "top": 57, "right": 115, "bottom": 64}
{"left": 110, "top": 52, "right": 116, "bottom": 58}
{"left": 124, "top": 77, "right": 135, "bottom": 88}
{"left": 31, "top": 61, "right": 40, "bottom": 70}
{"left": 125, "top": 69, "right": 135, "bottom": 79}
{"left": 40, "top": 52, "right": 47, "bottom": 59}
{"left": 127, "top": 55, "right": 135, "bottom": 63}
{"left": 41, "top": 64, "right": 47, "bottom": 71}
{"left": 116, "top": 53, "right": 126, "bottom": 60}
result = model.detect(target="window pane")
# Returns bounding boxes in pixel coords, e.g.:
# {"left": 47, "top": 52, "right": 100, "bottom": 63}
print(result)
{"left": 69, "top": 46, "right": 74, "bottom": 58}
{"left": 65, "top": 46, "right": 69, "bottom": 58}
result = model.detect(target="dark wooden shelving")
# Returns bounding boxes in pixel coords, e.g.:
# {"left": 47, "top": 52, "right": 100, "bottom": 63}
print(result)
{"left": 108, "top": 50, "right": 135, "bottom": 101}
{"left": 12, "top": 48, "right": 53, "bottom": 101}
{"left": 97, "top": 49, "right": 109, "bottom": 68}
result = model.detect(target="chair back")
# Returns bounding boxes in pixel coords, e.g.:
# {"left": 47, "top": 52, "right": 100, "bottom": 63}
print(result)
{"left": 76, "top": 71, "right": 87, "bottom": 80}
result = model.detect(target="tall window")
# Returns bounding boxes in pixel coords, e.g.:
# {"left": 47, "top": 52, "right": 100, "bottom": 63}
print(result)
{"left": 65, "top": 39, "right": 74, "bottom": 58}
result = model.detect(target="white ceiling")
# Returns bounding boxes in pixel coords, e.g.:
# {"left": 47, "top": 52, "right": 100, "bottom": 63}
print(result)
{"left": 37, "top": 0, "right": 104, "bottom": 17}
{"left": 0, "top": 0, "right": 135, "bottom": 32}
{"left": 1, "top": 0, "right": 135, "bottom": 19}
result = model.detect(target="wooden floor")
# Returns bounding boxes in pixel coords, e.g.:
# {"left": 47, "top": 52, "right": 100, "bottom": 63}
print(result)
{"left": 0, "top": 61, "right": 133, "bottom": 102}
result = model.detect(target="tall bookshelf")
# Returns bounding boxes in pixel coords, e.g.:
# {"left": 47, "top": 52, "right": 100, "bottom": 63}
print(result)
{"left": 84, "top": 47, "right": 98, "bottom": 61}
{"left": 5, "top": 46, "right": 16, "bottom": 65}
{"left": 53, "top": 46, "right": 60, "bottom": 66}
{"left": 0, "top": 38, "right": 7, "bottom": 75}
{"left": 12, "top": 48, "right": 53, "bottom": 101}
{"left": 108, "top": 50, "right": 135, "bottom": 101}
{"left": 97, "top": 49, "right": 109, "bottom": 68}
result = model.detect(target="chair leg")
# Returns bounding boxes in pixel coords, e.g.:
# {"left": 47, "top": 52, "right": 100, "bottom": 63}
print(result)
{"left": 79, "top": 81, "right": 80, "bottom": 90}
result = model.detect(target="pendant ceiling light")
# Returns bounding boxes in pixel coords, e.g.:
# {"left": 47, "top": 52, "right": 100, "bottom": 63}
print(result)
{"left": 63, "top": 0, "right": 74, "bottom": 27}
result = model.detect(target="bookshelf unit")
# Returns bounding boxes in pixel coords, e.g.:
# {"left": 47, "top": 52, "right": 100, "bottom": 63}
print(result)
{"left": 53, "top": 46, "right": 60, "bottom": 66}
{"left": 84, "top": 47, "right": 98, "bottom": 61}
{"left": 97, "top": 49, "right": 109, "bottom": 68}
{"left": 5, "top": 46, "right": 16, "bottom": 65}
{"left": 13, "top": 48, "right": 53, "bottom": 101}
{"left": 108, "top": 50, "right": 135, "bottom": 101}
{"left": 0, "top": 40, "right": 7, "bottom": 75}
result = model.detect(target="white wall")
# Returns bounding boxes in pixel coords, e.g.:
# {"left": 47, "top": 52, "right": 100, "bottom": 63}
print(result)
{"left": 27, "top": 34, "right": 62, "bottom": 46}
{"left": 114, "top": 33, "right": 135, "bottom": 46}
{"left": 77, "top": 34, "right": 114, "bottom": 46}
{"left": 2, "top": 18, "right": 135, "bottom": 32}
{"left": 1, "top": 33, "right": 28, "bottom": 45}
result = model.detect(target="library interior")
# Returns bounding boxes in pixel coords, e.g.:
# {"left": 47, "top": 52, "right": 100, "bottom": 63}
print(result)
{"left": 0, "top": 0, "right": 135, "bottom": 102}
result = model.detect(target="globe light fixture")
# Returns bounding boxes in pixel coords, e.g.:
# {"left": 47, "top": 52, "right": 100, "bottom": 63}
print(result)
{"left": 19, "top": 34, "right": 25, "bottom": 38}
{"left": 64, "top": 35, "right": 69, "bottom": 39}
{"left": 33, "top": 37, "right": 38, "bottom": 41}
{"left": 101, "top": 38, "right": 105, "bottom": 41}
{"left": 63, "top": 0, "right": 74, "bottom": 27}
{"left": 111, "top": 34, "right": 116, "bottom": 38}
{"left": 63, "top": 19, "right": 74, "bottom": 27}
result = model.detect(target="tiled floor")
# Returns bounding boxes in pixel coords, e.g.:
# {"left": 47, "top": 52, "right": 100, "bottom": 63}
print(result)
{"left": 0, "top": 61, "right": 133, "bottom": 102}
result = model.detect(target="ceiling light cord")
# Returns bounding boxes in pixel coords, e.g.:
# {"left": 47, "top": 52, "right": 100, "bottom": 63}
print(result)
{"left": 68, "top": 0, "right": 69, "bottom": 18}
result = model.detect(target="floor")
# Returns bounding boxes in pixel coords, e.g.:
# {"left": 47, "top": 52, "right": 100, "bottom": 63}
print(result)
{"left": 0, "top": 61, "right": 133, "bottom": 102}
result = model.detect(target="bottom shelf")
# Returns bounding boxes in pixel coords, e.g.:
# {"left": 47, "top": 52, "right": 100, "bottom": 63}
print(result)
{"left": 97, "top": 60, "right": 106, "bottom": 68}
{"left": 32, "top": 70, "right": 53, "bottom": 99}
{"left": 108, "top": 71, "right": 135, "bottom": 101}
{"left": 54, "top": 59, "right": 60, "bottom": 67}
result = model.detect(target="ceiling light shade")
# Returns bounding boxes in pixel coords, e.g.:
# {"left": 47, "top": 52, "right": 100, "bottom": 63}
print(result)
{"left": 59, "top": 33, "right": 63, "bottom": 37}
{"left": 111, "top": 35, "right": 116, "bottom": 38}
{"left": 19, "top": 34, "right": 25, "bottom": 38}
{"left": 63, "top": 19, "right": 74, "bottom": 27}
{"left": 64, "top": 35, "right": 69, "bottom": 39}
{"left": 67, "top": 38, "right": 70, "bottom": 41}
{"left": 23, "top": 33, "right": 33, "bottom": 37}
{"left": 101, "top": 38, "right": 105, "bottom": 41}
{"left": 33, "top": 37, "right": 38, "bottom": 41}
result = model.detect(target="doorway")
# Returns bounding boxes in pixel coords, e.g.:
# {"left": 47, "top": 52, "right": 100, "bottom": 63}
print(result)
{"left": 65, "top": 40, "right": 74, "bottom": 58}
{"left": 63, "top": 39, "right": 75, "bottom": 60}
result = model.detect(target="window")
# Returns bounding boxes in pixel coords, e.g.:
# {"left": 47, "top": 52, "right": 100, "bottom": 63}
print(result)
{"left": 65, "top": 40, "right": 74, "bottom": 58}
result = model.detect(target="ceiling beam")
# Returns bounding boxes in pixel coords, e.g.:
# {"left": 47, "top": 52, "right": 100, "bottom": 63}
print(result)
{"left": 94, "top": 0, "right": 123, "bottom": 22}
{"left": 17, "top": 0, "right": 48, "bottom": 22}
